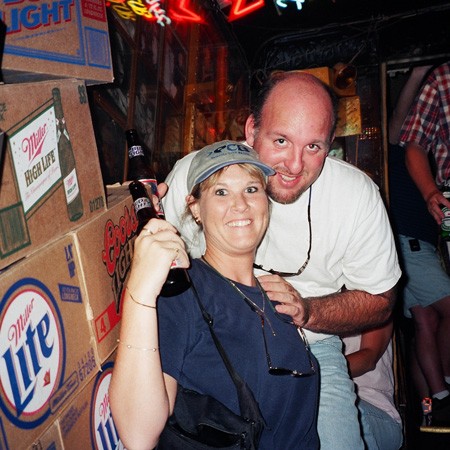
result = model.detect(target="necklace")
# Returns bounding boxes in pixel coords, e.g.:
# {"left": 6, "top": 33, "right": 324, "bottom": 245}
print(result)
{"left": 201, "top": 257, "right": 276, "bottom": 336}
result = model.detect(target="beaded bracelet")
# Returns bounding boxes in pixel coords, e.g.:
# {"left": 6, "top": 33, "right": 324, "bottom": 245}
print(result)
{"left": 126, "top": 286, "right": 156, "bottom": 309}
{"left": 117, "top": 339, "right": 159, "bottom": 352}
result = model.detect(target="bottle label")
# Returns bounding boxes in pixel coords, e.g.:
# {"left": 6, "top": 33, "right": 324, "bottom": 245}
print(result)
{"left": 128, "top": 145, "right": 145, "bottom": 158}
{"left": 63, "top": 168, "right": 81, "bottom": 204}
{"left": 133, "top": 197, "right": 152, "bottom": 212}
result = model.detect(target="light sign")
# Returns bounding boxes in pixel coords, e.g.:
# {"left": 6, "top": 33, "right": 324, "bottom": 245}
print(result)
{"left": 276, "top": 0, "right": 306, "bottom": 10}
{"left": 228, "top": 0, "right": 265, "bottom": 22}
{"left": 106, "top": 0, "right": 171, "bottom": 26}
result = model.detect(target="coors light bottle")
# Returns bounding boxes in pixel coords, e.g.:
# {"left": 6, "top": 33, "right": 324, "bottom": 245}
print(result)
{"left": 129, "top": 180, "right": 191, "bottom": 297}
{"left": 52, "top": 88, "right": 83, "bottom": 221}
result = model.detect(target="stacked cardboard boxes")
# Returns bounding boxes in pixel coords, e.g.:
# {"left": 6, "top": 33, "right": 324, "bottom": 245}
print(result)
{"left": 0, "top": 185, "right": 134, "bottom": 449}
{"left": 0, "top": 5, "right": 128, "bottom": 446}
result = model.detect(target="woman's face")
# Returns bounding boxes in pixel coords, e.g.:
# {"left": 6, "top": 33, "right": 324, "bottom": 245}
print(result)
{"left": 189, "top": 164, "right": 269, "bottom": 258}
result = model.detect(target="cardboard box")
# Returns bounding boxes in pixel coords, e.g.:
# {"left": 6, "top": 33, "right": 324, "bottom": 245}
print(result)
{"left": 57, "top": 354, "right": 124, "bottom": 450}
{"left": 30, "top": 353, "right": 124, "bottom": 450}
{"left": 73, "top": 184, "right": 136, "bottom": 364}
{"left": 0, "top": 0, "right": 113, "bottom": 85}
{"left": 0, "top": 234, "right": 100, "bottom": 450}
{"left": 0, "top": 78, "right": 106, "bottom": 271}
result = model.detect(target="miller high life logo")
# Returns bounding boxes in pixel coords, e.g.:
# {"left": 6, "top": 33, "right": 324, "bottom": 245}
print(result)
{"left": 102, "top": 204, "right": 139, "bottom": 313}
{"left": 0, "top": 278, "right": 66, "bottom": 428}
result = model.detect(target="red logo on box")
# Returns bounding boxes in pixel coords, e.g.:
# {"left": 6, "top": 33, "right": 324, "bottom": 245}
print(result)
{"left": 82, "top": 0, "right": 106, "bottom": 21}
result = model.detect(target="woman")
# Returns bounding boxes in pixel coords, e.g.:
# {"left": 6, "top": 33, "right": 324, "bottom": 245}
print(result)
{"left": 109, "top": 140, "right": 319, "bottom": 449}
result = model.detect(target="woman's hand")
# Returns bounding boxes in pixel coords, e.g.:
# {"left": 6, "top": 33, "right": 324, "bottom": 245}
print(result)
{"left": 127, "top": 218, "right": 190, "bottom": 305}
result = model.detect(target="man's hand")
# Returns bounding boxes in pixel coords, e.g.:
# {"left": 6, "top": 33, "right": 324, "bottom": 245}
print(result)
{"left": 257, "top": 274, "right": 310, "bottom": 327}
{"left": 425, "top": 190, "right": 450, "bottom": 225}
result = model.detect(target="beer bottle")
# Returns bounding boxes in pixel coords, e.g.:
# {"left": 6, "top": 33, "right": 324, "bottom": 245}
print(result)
{"left": 52, "top": 88, "right": 83, "bottom": 221}
{"left": 129, "top": 180, "right": 191, "bottom": 297}
{"left": 440, "top": 189, "right": 450, "bottom": 274}
{"left": 126, "top": 129, "right": 164, "bottom": 218}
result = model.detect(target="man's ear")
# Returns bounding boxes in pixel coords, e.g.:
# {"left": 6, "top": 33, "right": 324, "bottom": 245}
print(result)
{"left": 245, "top": 114, "right": 256, "bottom": 147}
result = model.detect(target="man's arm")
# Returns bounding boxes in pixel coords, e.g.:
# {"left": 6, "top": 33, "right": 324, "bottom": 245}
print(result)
{"left": 344, "top": 322, "right": 393, "bottom": 377}
{"left": 405, "top": 143, "right": 450, "bottom": 224}
{"left": 259, "top": 275, "right": 396, "bottom": 335}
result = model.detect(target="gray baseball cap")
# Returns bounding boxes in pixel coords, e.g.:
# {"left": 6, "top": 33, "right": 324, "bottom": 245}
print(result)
{"left": 187, "top": 140, "right": 275, "bottom": 192}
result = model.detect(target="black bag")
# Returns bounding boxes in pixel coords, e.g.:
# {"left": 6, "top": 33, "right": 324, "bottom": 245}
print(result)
{"left": 156, "top": 282, "right": 265, "bottom": 449}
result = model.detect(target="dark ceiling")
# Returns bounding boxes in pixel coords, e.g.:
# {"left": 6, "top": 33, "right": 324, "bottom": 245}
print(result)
{"left": 215, "top": 0, "right": 450, "bottom": 76}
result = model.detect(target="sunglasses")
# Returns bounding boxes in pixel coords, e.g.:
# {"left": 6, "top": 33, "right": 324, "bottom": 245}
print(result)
{"left": 253, "top": 187, "right": 312, "bottom": 278}
{"left": 243, "top": 283, "right": 316, "bottom": 377}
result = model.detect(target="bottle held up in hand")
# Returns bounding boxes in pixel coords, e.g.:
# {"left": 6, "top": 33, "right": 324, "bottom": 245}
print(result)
{"left": 129, "top": 180, "right": 191, "bottom": 297}
{"left": 126, "top": 128, "right": 164, "bottom": 218}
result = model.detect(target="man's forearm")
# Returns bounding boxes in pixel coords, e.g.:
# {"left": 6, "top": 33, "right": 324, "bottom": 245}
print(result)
{"left": 303, "top": 287, "right": 396, "bottom": 335}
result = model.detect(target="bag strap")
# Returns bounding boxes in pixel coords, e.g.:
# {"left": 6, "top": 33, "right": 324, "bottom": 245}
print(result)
{"left": 189, "top": 280, "right": 265, "bottom": 425}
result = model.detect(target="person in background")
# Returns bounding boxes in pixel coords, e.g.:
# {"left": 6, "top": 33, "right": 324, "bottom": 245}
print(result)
{"left": 109, "top": 141, "right": 320, "bottom": 450}
{"left": 161, "top": 71, "right": 401, "bottom": 449}
{"left": 393, "top": 63, "right": 450, "bottom": 426}
{"left": 343, "top": 322, "right": 403, "bottom": 449}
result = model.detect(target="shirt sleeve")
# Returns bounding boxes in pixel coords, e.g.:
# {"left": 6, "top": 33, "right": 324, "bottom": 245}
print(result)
{"left": 399, "top": 77, "right": 440, "bottom": 152}
{"left": 162, "top": 151, "right": 206, "bottom": 258}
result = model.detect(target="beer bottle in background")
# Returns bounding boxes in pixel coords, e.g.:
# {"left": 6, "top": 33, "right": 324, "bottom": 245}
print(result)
{"left": 129, "top": 180, "right": 191, "bottom": 297}
{"left": 126, "top": 128, "right": 164, "bottom": 218}
{"left": 52, "top": 88, "right": 83, "bottom": 222}
{"left": 439, "top": 189, "right": 450, "bottom": 274}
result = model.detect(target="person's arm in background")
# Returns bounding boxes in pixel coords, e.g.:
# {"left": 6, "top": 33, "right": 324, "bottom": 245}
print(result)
{"left": 389, "top": 65, "right": 432, "bottom": 145}
{"left": 345, "top": 322, "right": 393, "bottom": 378}
{"left": 395, "top": 66, "right": 450, "bottom": 224}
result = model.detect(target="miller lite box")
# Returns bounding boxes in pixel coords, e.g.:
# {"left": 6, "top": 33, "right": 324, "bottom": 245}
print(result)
{"left": 0, "top": 233, "right": 100, "bottom": 449}
{"left": 0, "top": 78, "right": 106, "bottom": 271}
{"left": 0, "top": 0, "right": 113, "bottom": 85}
{"left": 47, "top": 354, "right": 124, "bottom": 449}
{"left": 72, "top": 184, "right": 135, "bottom": 364}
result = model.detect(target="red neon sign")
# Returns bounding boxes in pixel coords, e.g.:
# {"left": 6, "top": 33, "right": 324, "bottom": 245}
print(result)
{"left": 170, "top": 0, "right": 204, "bottom": 23}
{"left": 228, "top": 0, "right": 265, "bottom": 21}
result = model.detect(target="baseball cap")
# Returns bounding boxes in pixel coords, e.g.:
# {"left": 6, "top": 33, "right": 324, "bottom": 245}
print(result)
{"left": 187, "top": 140, "right": 275, "bottom": 192}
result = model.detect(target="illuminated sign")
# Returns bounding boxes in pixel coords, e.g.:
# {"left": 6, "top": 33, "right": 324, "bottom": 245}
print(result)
{"left": 170, "top": 0, "right": 203, "bottom": 23}
{"left": 276, "top": 0, "right": 306, "bottom": 10}
{"left": 106, "top": 0, "right": 171, "bottom": 26}
{"left": 228, "top": 0, "right": 265, "bottom": 22}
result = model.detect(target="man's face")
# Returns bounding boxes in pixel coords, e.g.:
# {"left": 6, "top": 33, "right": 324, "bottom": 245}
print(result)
{"left": 245, "top": 77, "right": 334, "bottom": 204}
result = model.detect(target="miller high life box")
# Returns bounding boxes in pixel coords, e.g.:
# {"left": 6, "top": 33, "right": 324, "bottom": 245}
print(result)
{"left": 0, "top": 233, "right": 99, "bottom": 449}
{"left": 0, "top": 0, "right": 113, "bottom": 85}
{"left": 0, "top": 78, "right": 106, "bottom": 271}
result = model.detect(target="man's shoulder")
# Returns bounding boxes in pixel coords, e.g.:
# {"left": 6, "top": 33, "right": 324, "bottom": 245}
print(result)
{"left": 165, "top": 150, "right": 199, "bottom": 185}
{"left": 323, "top": 157, "right": 375, "bottom": 185}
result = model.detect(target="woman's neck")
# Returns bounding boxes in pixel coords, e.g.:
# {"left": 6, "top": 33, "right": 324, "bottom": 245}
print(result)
{"left": 202, "top": 251, "right": 256, "bottom": 286}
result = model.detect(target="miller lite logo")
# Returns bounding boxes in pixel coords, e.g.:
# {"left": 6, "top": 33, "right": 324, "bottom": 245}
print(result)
{"left": 90, "top": 362, "right": 125, "bottom": 450}
{"left": 0, "top": 278, "right": 65, "bottom": 428}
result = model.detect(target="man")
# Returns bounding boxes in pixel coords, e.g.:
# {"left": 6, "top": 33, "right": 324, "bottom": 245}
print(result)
{"left": 399, "top": 62, "right": 450, "bottom": 425}
{"left": 162, "top": 72, "right": 401, "bottom": 449}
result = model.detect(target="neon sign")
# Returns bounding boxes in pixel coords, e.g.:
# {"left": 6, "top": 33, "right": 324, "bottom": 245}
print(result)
{"left": 228, "top": 0, "right": 265, "bottom": 22}
{"left": 106, "top": 0, "right": 171, "bottom": 26}
{"left": 276, "top": 0, "right": 306, "bottom": 10}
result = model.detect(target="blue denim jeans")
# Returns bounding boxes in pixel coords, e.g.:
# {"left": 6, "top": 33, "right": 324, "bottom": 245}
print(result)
{"left": 311, "top": 336, "right": 364, "bottom": 450}
{"left": 358, "top": 399, "right": 403, "bottom": 450}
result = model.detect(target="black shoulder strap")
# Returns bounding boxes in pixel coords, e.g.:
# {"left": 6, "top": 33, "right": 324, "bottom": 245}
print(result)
{"left": 189, "top": 280, "right": 265, "bottom": 425}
